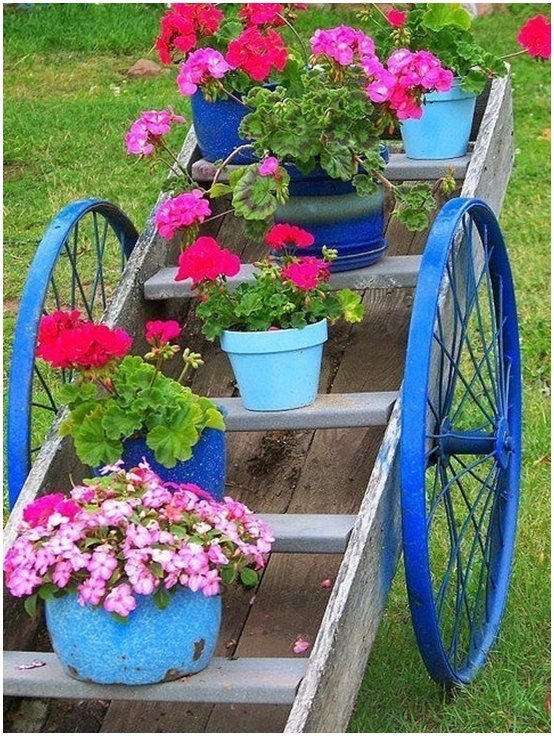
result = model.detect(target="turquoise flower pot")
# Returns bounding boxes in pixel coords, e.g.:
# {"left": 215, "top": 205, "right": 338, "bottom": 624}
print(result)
{"left": 220, "top": 319, "right": 328, "bottom": 411}
{"left": 401, "top": 79, "right": 477, "bottom": 160}
{"left": 45, "top": 588, "right": 222, "bottom": 685}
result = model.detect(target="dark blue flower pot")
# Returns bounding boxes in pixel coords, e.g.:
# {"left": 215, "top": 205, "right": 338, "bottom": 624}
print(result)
{"left": 191, "top": 90, "right": 256, "bottom": 164}
{"left": 274, "top": 147, "right": 389, "bottom": 272}
{"left": 121, "top": 428, "right": 226, "bottom": 499}
{"left": 45, "top": 589, "right": 222, "bottom": 685}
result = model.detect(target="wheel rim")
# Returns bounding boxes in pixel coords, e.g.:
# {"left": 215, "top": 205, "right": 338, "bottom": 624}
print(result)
{"left": 401, "top": 198, "right": 522, "bottom": 686}
{"left": 7, "top": 199, "right": 138, "bottom": 508}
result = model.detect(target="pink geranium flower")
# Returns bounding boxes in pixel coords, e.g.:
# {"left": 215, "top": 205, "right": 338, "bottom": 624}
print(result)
{"left": 177, "top": 48, "right": 233, "bottom": 96}
{"left": 145, "top": 320, "right": 181, "bottom": 346}
{"left": 226, "top": 27, "right": 288, "bottom": 82}
{"left": 387, "top": 9, "right": 408, "bottom": 28}
{"left": 259, "top": 156, "right": 280, "bottom": 176}
{"left": 125, "top": 109, "right": 185, "bottom": 156}
{"left": 155, "top": 190, "right": 212, "bottom": 240}
{"left": 265, "top": 223, "right": 315, "bottom": 251}
{"left": 281, "top": 257, "right": 330, "bottom": 291}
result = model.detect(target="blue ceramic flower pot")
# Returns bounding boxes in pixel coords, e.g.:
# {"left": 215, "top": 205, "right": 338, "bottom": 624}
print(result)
{"left": 45, "top": 588, "right": 221, "bottom": 685}
{"left": 121, "top": 428, "right": 226, "bottom": 499}
{"left": 274, "top": 146, "right": 390, "bottom": 272}
{"left": 220, "top": 319, "right": 328, "bottom": 411}
{"left": 400, "top": 79, "right": 477, "bottom": 160}
{"left": 191, "top": 90, "right": 253, "bottom": 163}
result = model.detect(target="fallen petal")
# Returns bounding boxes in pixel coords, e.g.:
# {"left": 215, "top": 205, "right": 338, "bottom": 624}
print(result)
{"left": 320, "top": 578, "right": 333, "bottom": 589}
{"left": 17, "top": 660, "right": 46, "bottom": 670}
{"left": 293, "top": 636, "right": 311, "bottom": 654}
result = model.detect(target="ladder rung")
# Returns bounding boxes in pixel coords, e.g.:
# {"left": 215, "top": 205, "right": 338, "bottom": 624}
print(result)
{"left": 260, "top": 513, "right": 356, "bottom": 553}
{"left": 191, "top": 153, "right": 471, "bottom": 183}
{"left": 218, "top": 392, "right": 398, "bottom": 431}
{"left": 4, "top": 651, "right": 307, "bottom": 705}
{"left": 143, "top": 256, "right": 421, "bottom": 300}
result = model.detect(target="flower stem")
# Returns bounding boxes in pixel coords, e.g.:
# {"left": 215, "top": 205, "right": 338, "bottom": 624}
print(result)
{"left": 211, "top": 144, "right": 254, "bottom": 187}
{"left": 501, "top": 49, "right": 526, "bottom": 60}
{"left": 204, "top": 208, "right": 235, "bottom": 223}
{"left": 276, "top": 12, "right": 310, "bottom": 66}
{"left": 159, "top": 139, "right": 195, "bottom": 185}
{"left": 216, "top": 81, "right": 250, "bottom": 108}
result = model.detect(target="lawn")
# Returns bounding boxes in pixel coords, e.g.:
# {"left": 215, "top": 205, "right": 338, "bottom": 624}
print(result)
{"left": 3, "top": 3, "right": 551, "bottom": 733}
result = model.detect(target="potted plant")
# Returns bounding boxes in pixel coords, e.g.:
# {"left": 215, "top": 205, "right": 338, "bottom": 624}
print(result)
{"left": 143, "top": 5, "right": 457, "bottom": 270}
{"left": 3, "top": 464, "right": 273, "bottom": 684}
{"left": 364, "top": 4, "right": 551, "bottom": 159}
{"left": 174, "top": 226, "right": 364, "bottom": 411}
{"left": 154, "top": 3, "right": 308, "bottom": 163}
{"left": 35, "top": 311, "right": 226, "bottom": 497}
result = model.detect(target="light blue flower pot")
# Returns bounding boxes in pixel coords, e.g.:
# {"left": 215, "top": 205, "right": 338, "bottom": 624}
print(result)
{"left": 401, "top": 79, "right": 477, "bottom": 160}
{"left": 220, "top": 319, "right": 328, "bottom": 411}
{"left": 45, "top": 588, "right": 222, "bottom": 685}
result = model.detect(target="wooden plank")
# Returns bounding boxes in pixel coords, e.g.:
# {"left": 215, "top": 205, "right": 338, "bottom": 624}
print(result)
{"left": 285, "top": 402, "right": 402, "bottom": 733}
{"left": 191, "top": 153, "right": 471, "bottom": 184}
{"left": 217, "top": 392, "right": 397, "bottom": 431}
{"left": 143, "top": 256, "right": 421, "bottom": 300}
{"left": 461, "top": 73, "right": 514, "bottom": 213}
{"left": 4, "top": 652, "right": 307, "bottom": 706}
{"left": 260, "top": 514, "right": 356, "bottom": 553}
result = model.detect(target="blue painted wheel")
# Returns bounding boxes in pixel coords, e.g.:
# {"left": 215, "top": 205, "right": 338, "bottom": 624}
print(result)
{"left": 401, "top": 198, "right": 522, "bottom": 686}
{"left": 7, "top": 199, "right": 138, "bottom": 509}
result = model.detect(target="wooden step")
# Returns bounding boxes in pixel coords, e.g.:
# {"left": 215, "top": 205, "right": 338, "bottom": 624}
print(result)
{"left": 191, "top": 153, "right": 471, "bottom": 183}
{"left": 4, "top": 651, "right": 307, "bottom": 705}
{"left": 217, "top": 391, "right": 397, "bottom": 431}
{"left": 259, "top": 513, "right": 356, "bottom": 553}
{"left": 143, "top": 255, "right": 421, "bottom": 300}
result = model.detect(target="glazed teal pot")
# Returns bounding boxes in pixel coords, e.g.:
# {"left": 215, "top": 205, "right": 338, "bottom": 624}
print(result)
{"left": 45, "top": 588, "right": 222, "bottom": 685}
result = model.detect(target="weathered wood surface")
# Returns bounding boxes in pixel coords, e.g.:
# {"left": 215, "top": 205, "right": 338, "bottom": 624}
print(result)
{"left": 4, "top": 72, "right": 514, "bottom": 734}
{"left": 5, "top": 652, "right": 308, "bottom": 705}
{"left": 191, "top": 152, "right": 472, "bottom": 184}
{"left": 217, "top": 391, "right": 398, "bottom": 431}
{"left": 144, "top": 255, "right": 421, "bottom": 299}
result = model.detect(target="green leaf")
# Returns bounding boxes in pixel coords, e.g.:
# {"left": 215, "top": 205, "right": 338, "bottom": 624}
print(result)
{"left": 320, "top": 143, "right": 355, "bottom": 182}
{"left": 110, "top": 612, "right": 129, "bottom": 624}
{"left": 209, "top": 182, "right": 233, "bottom": 198}
{"left": 220, "top": 566, "right": 236, "bottom": 585}
{"left": 73, "top": 409, "right": 122, "bottom": 466}
{"left": 146, "top": 407, "right": 199, "bottom": 467}
{"left": 38, "top": 583, "right": 58, "bottom": 601}
{"left": 337, "top": 290, "right": 365, "bottom": 323}
{"left": 353, "top": 173, "right": 379, "bottom": 198}
{"left": 422, "top": 3, "right": 471, "bottom": 31}
{"left": 231, "top": 165, "right": 281, "bottom": 221}
{"left": 149, "top": 562, "right": 164, "bottom": 578}
{"left": 101, "top": 404, "right": 143, "bottom": 441}
{"left": 393, "top": 182, "right": 437, "bottom": 232}
{"left": 239, "top": 567, "right": 259, "bottom": 587}
{"left": 153, "top": 586, "right": 172, "bottom": 610}
{"left": 24, "top": 593, "right": 38, "bottom": 617}
{"left": 170, "top": 524, "right": 188, "bottom": 538}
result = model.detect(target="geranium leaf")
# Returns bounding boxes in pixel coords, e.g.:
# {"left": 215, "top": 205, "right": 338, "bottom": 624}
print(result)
{"left": 422, "top": 3, "right": 471, "bottom": 31}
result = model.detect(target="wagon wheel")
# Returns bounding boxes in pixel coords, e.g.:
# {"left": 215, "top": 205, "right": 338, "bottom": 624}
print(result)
{"left": 401, "top": 197, "right": 522, "bottom": 686}
{"left": 7, "top": 199, "right": 138, "bottom": 509}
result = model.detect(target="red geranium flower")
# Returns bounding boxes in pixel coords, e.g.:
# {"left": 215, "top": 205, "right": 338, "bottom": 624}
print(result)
{"left": 265, "top": 223, "right": 315, "bottom": 251}
{"left": 156, "top": 3, "right": 224, "bottom": 65}
{"left": 386, "top": 9, "right": 408, "bottom": 28}
{"left": 175, "top": 236, "right": 241, "bottom": 285}
{"left": 36, "top": 311, "right": 132, "bottom": 370}
{"left": 517, "top": 14, "right": 551, "bottom": 59}
{"left": 145, "top": 320, "right": 181, "bottom": 345}
{"left": 281, "top": 257, "right": 330, "bottom": 291}
{"left": 239, "top": 4, "right": 285, "bottom": 27}
{"left": 226, "top": 27, "right": 288, "bottom": 82}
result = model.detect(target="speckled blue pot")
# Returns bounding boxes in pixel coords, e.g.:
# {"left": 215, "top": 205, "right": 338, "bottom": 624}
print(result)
{"left": 274, "top": 146, "right": 390, "bottom": 272}
{"left": 45, "top": 589, "right": 222, "bottom": 685}
{"left": 401, "top": 79, "right": 477, "bottom": 159}
{"left": 121, "top": 429, "right": 226, "bottom": 499}
{"left": 191, "top": 90, "right": 257, "bottom": 164}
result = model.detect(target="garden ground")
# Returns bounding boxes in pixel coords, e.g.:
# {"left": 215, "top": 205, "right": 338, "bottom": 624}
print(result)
{"left": 3, "top": 3, "right": 551, "bottom": 732}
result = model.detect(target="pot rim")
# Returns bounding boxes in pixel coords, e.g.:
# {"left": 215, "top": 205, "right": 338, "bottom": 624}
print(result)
{"left": 220, "top": 318, "right": 328, "bottom": 354}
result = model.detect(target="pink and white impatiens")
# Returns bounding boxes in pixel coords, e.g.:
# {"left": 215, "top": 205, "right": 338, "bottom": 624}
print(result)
{"left": 4, "top": 464, "right": 274, "bottom": 619}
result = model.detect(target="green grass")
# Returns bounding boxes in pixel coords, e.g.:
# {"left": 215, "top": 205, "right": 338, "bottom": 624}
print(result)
{"left": 3, "top": 3, "right": 551, "bottom": 732}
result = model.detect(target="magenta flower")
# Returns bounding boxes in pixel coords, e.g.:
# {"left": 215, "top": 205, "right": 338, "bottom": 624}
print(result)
{"left": 5, "top": 566, "right": 42, "bottom": 597}
{"left": 155, "top": 190, "right": 212, "bottom": 240}
{"left": 177, "top": 48, "right": 232, "bottom": 96}
{"left": 125, "top": 109, "right": 185, "bottom": 156}
{"left": 259, "top": 156, "right": 280, "bottom": 176}
{"left": 77, "top": 576, "right": 107, "bottom": 607}
{"left": 292, "top": 636, "right": 311, "bottom": 654}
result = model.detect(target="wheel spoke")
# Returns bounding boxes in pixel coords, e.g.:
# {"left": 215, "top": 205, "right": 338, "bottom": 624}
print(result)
{"left": 33, "top": 364, "right": 58, "bottom": 412}
{"left": 64, "top": 240, "right": 94, "bottom": 319}
{"left": 427, "top": 452, "right": 495, "bottom": 523}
